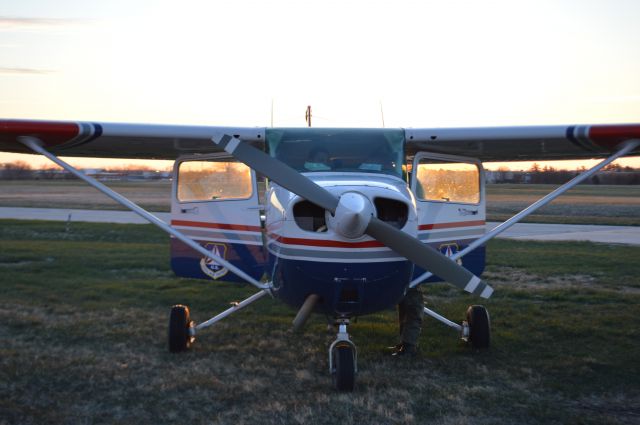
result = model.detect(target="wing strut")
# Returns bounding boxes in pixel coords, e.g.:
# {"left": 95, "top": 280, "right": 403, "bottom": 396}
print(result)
{"left": 18, "top": 136, "right": 271, "bottom": 292}
{"left": 410, "top": 138, "right": 640, "bottom": 288}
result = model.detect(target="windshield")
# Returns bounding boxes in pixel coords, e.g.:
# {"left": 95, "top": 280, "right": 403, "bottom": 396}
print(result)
{"left": 266, "top": 128, "right": 405, "bottom": 178}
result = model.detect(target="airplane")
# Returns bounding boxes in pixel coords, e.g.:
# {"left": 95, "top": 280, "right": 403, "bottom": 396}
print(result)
{"left": 1, "top": 118, "right": 639, "bottom": 391}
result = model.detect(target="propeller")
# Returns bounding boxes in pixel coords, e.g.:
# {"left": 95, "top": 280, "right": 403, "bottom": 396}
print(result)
{"left": 212, "top": 134, "right": 493, "bottom": 298}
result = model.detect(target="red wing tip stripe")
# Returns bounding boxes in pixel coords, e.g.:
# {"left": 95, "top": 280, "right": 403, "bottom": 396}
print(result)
{"left": 0, "top": 119, "right": 80, "bottom": 147}
{"left": 171, "top": 220, "right": 262, "bottom": 232}
{"left": 419, "top": 220, "right": 486, "bottom": 231}
{"left": 589, "top": 125, "right": 640, "bottom": 150}
{"left": 269, "top": 233, "right": 384, "bottom": 248}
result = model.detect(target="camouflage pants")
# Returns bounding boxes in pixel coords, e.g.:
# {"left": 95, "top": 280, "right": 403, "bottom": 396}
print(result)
{"left": 398, "top": 286, "right": 424, "bottom": 346}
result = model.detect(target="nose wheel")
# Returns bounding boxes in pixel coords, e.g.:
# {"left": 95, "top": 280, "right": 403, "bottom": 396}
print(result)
{"left": 329, "top": 319, "right": 357, "bottom": 391}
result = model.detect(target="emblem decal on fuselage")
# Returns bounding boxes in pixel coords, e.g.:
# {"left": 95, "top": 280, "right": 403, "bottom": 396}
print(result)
{"left": 200, "top": 242, "right": 229, "bottom": 280}
{"left": 439, "top": 243, "right": 463, "bottom": 266}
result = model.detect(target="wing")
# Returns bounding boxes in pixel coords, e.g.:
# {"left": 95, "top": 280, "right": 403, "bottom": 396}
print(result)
{"left": 3, "top": 119, "right": 639, "bottom": 161}
{"left": 405, "top": 124, "right": 640, "bottom": 161}
{"left": 0, "top": 119, "right": 265, "bottom": 159}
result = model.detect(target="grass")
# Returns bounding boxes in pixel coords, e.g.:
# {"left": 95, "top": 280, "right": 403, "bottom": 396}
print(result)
{"left": 1, "top": 220, "right": 639, "bottom": 424}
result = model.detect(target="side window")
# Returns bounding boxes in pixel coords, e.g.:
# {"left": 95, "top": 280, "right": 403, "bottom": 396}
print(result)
{"left": 177, "top": 160, "right": 252, "bottom": 202}
{"left": 415, "top": 160, "right": 480, "bottom": 204}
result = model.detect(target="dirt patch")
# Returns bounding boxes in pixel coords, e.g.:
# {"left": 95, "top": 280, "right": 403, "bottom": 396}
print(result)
{"left": 483, "top": 267, "right": 611, "bottom": 291}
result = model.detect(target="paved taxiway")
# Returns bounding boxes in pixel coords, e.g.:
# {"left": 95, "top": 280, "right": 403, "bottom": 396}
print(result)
{"left": 1, "top": 207, "right": 639, "bottom": 246}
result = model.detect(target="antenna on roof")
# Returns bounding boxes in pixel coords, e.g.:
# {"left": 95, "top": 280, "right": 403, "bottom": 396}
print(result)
{"left": 305, "top": 105, "right": 312, "bottom": 127}
{"left": 270, "top": 99, "right": 274, "bottom": 127}
{"left": 380, "top": 100, "right": 385, "bottom": 128}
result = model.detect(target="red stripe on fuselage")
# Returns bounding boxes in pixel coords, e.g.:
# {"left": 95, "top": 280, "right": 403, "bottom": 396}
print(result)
{"left": 0, "top": 120, "right": 80, "bottom": 148}
{"left": 418, "top": 220, "right": 485, "bottom": 231}
{"left": 269, "top": 220, "right": 486, "bottom": 248}
{"left": 589, "top": 125, "right": 640, "bottom": 150}
{"left": 171, "top": 219, "right": 262, "bottom": 232}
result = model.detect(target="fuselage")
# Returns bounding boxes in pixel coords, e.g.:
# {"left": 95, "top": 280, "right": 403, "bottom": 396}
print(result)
{"left": 265, "top": 173, "right": 417, "bottom": 316}
{"left": 170, "top": 127, "right": 487, "bottom": 319}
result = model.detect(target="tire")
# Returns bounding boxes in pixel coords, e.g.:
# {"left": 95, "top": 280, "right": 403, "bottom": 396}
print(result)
{"left": 466, "top": 305, "right": 490, "bottom": 349}
{"left": 333, "top": 344, "right": 355, "bottom": 391}
{"left": 169, "top": 305, "right": 193, "bottom": 353}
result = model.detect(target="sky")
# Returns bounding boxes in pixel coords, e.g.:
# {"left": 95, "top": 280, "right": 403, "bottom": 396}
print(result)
{"left": 1, "top": 0, "right": 639, "bottom": 170}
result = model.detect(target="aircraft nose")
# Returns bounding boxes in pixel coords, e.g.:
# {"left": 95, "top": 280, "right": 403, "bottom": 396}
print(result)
{"left": 326, "top": 192, "right": 375, "bottom": 239}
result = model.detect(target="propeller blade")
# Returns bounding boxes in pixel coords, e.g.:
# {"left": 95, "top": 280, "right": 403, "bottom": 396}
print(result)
{"left": 213, "top": 134, "right": 493, "bottom": 298}
{"left": 212, "top": 134, "right": 339, "bottom": 213}
{"left": 365, "top": 218, "right": 493, "bottom": 298}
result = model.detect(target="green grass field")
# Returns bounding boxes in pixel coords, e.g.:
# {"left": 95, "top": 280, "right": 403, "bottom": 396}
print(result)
{"left": 1, "top": 220, "right": 639, "bottom": 424}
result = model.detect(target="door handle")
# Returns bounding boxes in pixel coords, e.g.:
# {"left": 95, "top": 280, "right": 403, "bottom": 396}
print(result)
{"left": 180, "top": 207, "right": 199, "bottom": 214}
{"left": 458, "top": 208, "right": 478, "bottom": 216}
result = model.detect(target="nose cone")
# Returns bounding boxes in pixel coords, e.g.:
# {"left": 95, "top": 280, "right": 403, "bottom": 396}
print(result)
{"left": 327, "top": 192, "right": 375, "bottom": 239}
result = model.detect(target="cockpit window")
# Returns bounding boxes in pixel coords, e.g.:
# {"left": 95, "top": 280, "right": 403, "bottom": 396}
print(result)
{"left": 266, "top": 128, "right": 405, "bottom": 178}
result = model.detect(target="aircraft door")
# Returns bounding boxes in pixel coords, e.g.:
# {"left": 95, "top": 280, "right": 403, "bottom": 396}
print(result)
{"left": 409, "top": 153, "right": 486, "bottom": 280}
{"left": 170, "top": 154, "right": 266, "bottom": 282}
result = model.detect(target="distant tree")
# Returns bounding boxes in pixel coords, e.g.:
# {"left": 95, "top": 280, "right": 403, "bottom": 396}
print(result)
{"left": 105, "top": 164, "right": 153, "bottom": 172}
{"left": 1, "top": 161, "right": 33, "bottom": 179}
{"left": 495, "top": 166, "right": 510, "bottom": 183}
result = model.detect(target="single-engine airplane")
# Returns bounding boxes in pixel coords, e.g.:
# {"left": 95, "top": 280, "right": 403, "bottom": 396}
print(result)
{"left": 1, "top": 119, "right": 639, "bottom": 391}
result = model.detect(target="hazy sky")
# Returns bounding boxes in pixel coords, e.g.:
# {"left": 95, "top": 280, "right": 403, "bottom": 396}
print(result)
{"left": 1, "top": 0, "right": 639, "bottom": 170}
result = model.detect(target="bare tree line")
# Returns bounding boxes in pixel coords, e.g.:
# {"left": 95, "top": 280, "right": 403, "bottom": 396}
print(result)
{"left": 0, "top": 161, "right": 172, "bottom": 180}
{"left": 2, "top": 160, "right": 640, "bottom": 184}
{"left": 489, "top": 163, "right": 640, "bottom": 185}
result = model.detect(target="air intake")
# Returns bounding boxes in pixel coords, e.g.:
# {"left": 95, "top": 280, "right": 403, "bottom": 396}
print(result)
{"left": 374, "top": 198, "right": 408, "bottom": 229}
{"left": 293, "top": 200, "right": 327, "bottom": 232}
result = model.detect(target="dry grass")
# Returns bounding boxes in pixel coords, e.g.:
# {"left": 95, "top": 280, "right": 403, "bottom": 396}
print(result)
{"left": 0, "top": 180, "right": 171, "bottom": 211}
{"left": 3, "top": 300, "right": 639, "bottom": 425}
{"left": 486, "top": 184, "right": 640, "bottom": 225}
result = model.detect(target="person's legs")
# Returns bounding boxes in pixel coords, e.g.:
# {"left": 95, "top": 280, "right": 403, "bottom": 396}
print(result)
{"left": 393, "top": 286, "right": 424, "bottom": 356}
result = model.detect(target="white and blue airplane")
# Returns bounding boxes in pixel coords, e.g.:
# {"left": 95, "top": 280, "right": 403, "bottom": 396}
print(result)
{"left": 1, "top": 119, "right": 638, "bottom": 390}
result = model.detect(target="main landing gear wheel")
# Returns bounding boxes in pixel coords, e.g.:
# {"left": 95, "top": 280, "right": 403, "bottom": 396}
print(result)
{"left": 466, "top": 305, "right": 490, "bottom": 349}
{"left": 168, "top": 304, "right": 195, "bottom": 352}
{"left": 333, "top": 344, "right": 355, "bottom": 392}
